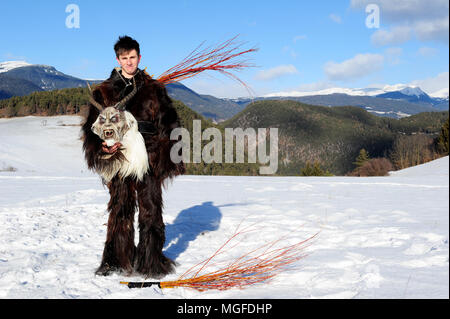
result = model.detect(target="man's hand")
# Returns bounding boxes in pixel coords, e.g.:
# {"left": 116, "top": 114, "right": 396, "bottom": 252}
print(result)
{"left": 102, "top": 142, "right": 122, "bottom": 154}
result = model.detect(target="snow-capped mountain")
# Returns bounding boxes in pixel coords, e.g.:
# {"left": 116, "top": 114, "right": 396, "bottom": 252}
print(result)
{"left": 398, "top": 86, "right": 427, "bottom": 97}
{"left": 4, "top": 63, "right": 87, "bottom": 91}
{"left": 0, "top": 61, "right": 32, "bottom": 73}
{"left": 375, "top": 86, "right": 435, "bottom": 104}
{"left": 0, "top": 61, "right": 92, "bottom": 99}
{"left": 263, "top": 87, "right": 385, "bottom": 98}
{"left": 263, "top": 84, "right": 447, "bottom": 99}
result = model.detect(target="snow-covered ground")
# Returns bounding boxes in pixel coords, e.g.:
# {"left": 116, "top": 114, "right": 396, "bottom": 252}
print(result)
{"left": 0, "top": 116, "right": 448, "bottom": 299}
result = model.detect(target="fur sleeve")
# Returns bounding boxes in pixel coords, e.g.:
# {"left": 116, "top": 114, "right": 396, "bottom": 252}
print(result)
{"left": 81, "top": 90, "right": 103, "bottom": 170}
{"left": 146, "top": 81, "right": 185, "bottom": 181}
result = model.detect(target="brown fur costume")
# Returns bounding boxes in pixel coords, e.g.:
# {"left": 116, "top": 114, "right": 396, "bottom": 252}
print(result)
{"left": 81, "top": 68, "right": 184, "bottom": 277}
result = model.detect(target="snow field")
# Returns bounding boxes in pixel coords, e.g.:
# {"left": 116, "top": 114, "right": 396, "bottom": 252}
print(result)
{"left": 0, "top": 116, "right": 448, "bottom": 298}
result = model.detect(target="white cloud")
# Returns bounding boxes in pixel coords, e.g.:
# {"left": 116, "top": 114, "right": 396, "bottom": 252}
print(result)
{"left": 324, "top": 53, "right": 384, "bottom": 81}
{"left": 2, "top": 53, "right": 28, "bottom": 61}
{"left": 414, "top": 17, "right": 449, "bottom": 43}
{"left": 351, "top": 0, "right": 448, "bottom": 22}
{"left": 352, "top": 0, "right": 449, "bottom": 44}
{"left": 409, "top": 71, "right": 449, "bottom": 95}
{"left": 293, "top": 35, "right": 307, "bottom": 43}
{"left": 417, "top": 47, "right": 439, "bottom": 57}
{"left": 384, "top": 47, "right": 403, "bottom": 65}
{"left": 294, "top": 81, "right": 336, "bottom": 92}
{"left": 329, "top": 13, "right": 342, "bottom": 24}
{"left": 265, "top": 81, "right": 336, "bottom": 96}
{"left": 371, "top": 26, "right": 412, "bottom": 46}
{"left": 255, "top": 65, "right": 299, "bottom": 81}
{"left": 282, "top": 46, "right": 298, "bottom": 59}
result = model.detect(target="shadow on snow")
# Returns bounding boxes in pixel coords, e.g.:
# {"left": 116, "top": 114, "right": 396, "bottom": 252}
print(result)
{"left": 164, "top": 201, "right": 247, "bottom": 261}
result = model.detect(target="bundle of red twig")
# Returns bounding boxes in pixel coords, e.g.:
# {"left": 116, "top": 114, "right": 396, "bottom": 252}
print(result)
{"left": 155, "top": 35, "right": 257, "bottom": 92}
{"left": 121, "top": 224, "right": 318, "bottom": 291}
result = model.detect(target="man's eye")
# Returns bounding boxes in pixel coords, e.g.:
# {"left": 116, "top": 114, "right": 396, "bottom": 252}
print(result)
{"left": 99, "top": 118, "right": 105, "bottom": 124}
{"left": 111, "top": 116, "right": 118, "bottom": 123}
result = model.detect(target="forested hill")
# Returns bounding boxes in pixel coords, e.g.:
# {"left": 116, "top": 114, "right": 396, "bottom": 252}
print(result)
{"left": 221, "top": 100, "right": 449, "bottom": 175}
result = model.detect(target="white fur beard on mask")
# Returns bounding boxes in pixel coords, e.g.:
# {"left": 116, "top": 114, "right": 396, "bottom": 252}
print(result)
{"left": 105, "top": 139, "right": 116, "bottom": 147}
{"left": 118, "top": 111, "right": 150, "bottom": 182}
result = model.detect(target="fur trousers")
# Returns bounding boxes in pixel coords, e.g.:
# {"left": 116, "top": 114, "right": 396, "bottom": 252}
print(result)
{"left": 95, "top": 174, "right": 175, "bottom": 278}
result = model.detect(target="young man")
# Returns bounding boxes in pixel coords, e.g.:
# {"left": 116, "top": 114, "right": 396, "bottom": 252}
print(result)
{"left": 81, "top": 35, "right": 184, "bottom": 277}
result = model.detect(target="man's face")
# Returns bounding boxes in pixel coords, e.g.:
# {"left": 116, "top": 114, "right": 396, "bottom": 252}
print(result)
{"left": 116, "top": 49, "right": 141, "bottom": 77}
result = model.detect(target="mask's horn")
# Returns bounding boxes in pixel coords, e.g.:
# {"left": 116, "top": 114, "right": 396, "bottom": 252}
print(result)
{"left": 87, "top": 81, "right": 104, "bottom": 112}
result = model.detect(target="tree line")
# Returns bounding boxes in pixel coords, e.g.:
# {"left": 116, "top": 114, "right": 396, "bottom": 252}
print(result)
{"left": 0, "top": 87, "right": 88, "bottom": 117}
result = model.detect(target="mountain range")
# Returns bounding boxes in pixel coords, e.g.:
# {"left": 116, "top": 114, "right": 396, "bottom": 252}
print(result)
{"left": 235, "top": 85, "right": 449, "bottom": 118}
{"left": 0, "top": 61, "right": 448, "bottom": 120}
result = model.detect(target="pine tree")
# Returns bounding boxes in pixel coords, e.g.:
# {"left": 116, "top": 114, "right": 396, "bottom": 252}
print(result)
{"left": 435, "top": 118, "right": 449, "bottom": 155}
{"left": 300, "top": 161, "right": 332, "bottom": 176}
{"left": 353, "top": 148, "right": 370, "bottom": 168}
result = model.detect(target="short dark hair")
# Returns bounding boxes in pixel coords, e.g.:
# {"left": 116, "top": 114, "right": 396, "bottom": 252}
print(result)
{"left": 114, "top": 35, "right": 140, "bottom": 58}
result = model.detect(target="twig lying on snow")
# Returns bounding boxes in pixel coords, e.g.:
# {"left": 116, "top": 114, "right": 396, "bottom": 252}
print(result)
{"left": 121, "top": 223, "right": 319, "bottom": 291}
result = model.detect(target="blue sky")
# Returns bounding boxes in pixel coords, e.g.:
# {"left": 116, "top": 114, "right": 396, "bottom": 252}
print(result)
{"left": 0, "top": 0, "right": 448, "bottom": 97}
